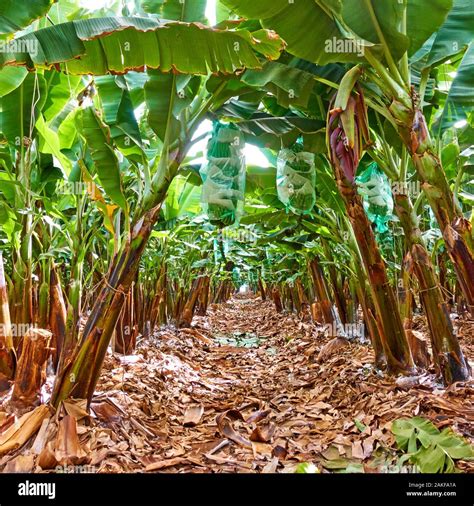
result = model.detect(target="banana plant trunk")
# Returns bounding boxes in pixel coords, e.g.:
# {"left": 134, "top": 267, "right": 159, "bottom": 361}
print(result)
{"left": 49, "top": 265, "right": 68, "bottom": 372}
{"left": 149, "top": 264, "right": 167, "bottom": 326}
{"left": 437, "top": 251, "right": 453, "bottom": 307}
{"left": 257, "top": 277, "right": 266, "bottom": 301}
{"left": 178, "top": 275, "right": 205, "bottom": 328}
{"left": 113, "top": 287, "right": 137, "bottom": 355}
{"left": 335, "top": 175, "right": 413, "bottom": 374}
{"left": 308, "top": 257, "right": 336, "bottom": 325}
{"left": 328, "top": 87, "right": 413, "bottom": 374}
{"left": 0, "top": 251, "right": 15, "bottom": 386}
{"left": 389, "top": 98, "right": 474, "bottom": 316}
{"left": 271, "top": 286, "right": 283, "bottom": 313}
{"left": 51, "top": 205, "right": 162, "bottom": 407}
{"left": 322, "top": 240, "right": 348, "bottom": 324}
{"left": 394, "top": 192, "right": 470, "bottom": 383}
{"left": 330, "top": 269, "right": 348, "bottom": 324}
{"left": 398, "top": 259, "right": 413, "bottom": 327}
{"left": 196, "top": 275, "right": 210, "bottom": 316}
{"left": 354, "top": 281, "right": 386, "bottom": 368}
{"left": 11, "top": 328, "right": 52, "bottom": 409}
{"left": 348, "top": 236, "right": 386, "bottom": 368}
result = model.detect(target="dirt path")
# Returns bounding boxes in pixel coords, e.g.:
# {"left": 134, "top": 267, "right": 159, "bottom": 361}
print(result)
{"left": 87, "top": 296, "right": 473, "bottom": 473}
{"left": 1, "top": 296, "right": 472, "bottom": 473}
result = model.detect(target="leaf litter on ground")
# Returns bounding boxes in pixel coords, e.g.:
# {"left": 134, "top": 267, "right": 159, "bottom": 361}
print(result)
{"left": 0, "top": 296, "right": 472, "bottom": 473}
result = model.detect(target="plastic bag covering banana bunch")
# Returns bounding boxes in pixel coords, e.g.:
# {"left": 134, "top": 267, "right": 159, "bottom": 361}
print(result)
{"left": 200, "top": 122, "right": 246, "bottom": 228}
{"left": 356, "top": 162, "right": 394, "bottom": 234}
{"left": 276, "top": 141, "right": 316, "bottom": 214}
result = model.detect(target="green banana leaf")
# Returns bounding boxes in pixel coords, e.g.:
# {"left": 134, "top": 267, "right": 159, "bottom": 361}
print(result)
{"left": 141, "top": 0, "right": 207, "bottom": 23}
{"left": 422, "top": 0, "right": 474, "bottom": 67}
{"left": 434, "top": 43, "right": 474, "bottom": 135}
{"left": 223, "top": 0, "right": 454, "bottom": 63}
{"left": 0, "top": 17, "right": 284, "bottom": 75}
{"left": 76, "top": 107, "right": 128, "bottom": 212}
{"left": 145, "top": 72, "right": 180, "bottom": 143}
{"left": 0, "top": 0, "right": 56, "bottom": 34}
{"left": 0, "top": 72, "right": 47, "bottom": 144}
{"left": 0, "top": 67, "right": 28, "bottom": 97}
{"left": 95, "top": 75, "right": 142, "bottom": 147}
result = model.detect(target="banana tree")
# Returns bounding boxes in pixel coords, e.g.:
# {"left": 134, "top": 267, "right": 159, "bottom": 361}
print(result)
{"left": 221, "top": 0, "right": 474, "bottom": 316}
{"left": 219, "top": 59, "right": 416, "bottom": 373}
{"left": 0, "top": 3, "right": 284, "bottom": 407}
{"left": 369, "top": 126, "right": 470, "bottom": 382}
{"left": 326, "top": 72, "right": 414, "bottom": 373}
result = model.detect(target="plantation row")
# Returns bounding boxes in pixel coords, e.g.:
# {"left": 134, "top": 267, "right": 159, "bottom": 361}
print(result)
{"left": 0, "top": 0, "right": 472, "bottom": 417}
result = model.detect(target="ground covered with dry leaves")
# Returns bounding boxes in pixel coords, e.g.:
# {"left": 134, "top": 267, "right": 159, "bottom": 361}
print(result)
{"left": 0, "top": 296, "right": 473, "bottom": 473}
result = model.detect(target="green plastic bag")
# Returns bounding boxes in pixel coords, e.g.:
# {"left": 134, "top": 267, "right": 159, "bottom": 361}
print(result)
{"left": 276, "top": 141, "right": 316, "bottom": 214}
{"left": 356, "top": 162, "right": 393, "bottom": 234}
{"left": 200, "top": 122, "right": 246, "bottom": 228}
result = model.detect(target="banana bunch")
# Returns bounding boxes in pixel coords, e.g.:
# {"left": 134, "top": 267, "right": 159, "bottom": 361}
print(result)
{"left": 356, "top": 162, "right": 394, "bottom": 234}
{"left": 200, "top": 122, "right": 246, "bottom": 228}
{"left": 276, "top": 140, "right": 316, "bottom": 214}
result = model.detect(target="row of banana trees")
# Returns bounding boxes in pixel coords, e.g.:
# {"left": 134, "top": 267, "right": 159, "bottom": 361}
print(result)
{"left": 0, "top": 0, "right": 472, "bottom": 410}
{"left": 218, "top": 0, "right": 473, "bottom": 384}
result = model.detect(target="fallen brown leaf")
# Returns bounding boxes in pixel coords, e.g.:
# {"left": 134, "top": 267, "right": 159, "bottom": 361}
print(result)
{"left": 54, "top": 415, "right": 88, "bottom": 465}
{"left": 250, "top": 423, "right": 275, "bottom": 443}
{"left": 183, "top": 405, "right": 204, "bottom": 427}
{"left": 0, "top": 405, "right": 50, "bottom": 455}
